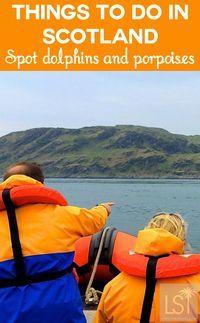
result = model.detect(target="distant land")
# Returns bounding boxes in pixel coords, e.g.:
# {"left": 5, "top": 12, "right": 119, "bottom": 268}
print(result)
{"left": 0, "top": 125, "right": 200, "bottom": 178}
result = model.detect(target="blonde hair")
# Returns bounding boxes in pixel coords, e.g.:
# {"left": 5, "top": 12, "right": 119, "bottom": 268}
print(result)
{"left": 146, "top": 213, "right": 186, "bottom": 241}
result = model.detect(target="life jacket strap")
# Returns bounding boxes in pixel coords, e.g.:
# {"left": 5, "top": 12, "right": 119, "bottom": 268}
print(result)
{"left": 1, "top": 189, "right": 72, "bottom": 288}
{"left": 0, "top": 266, "right": 73, "bottom": 288}
{"left": 2, "top": 189, "right": 26, "bottom": 280}
{"left": 140, "top": 257, "right": 158, "bottom": 323}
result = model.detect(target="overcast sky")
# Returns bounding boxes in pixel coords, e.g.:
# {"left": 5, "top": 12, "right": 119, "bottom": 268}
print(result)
{"left": 0, "top": 72, "right": 199, "bottom": 137}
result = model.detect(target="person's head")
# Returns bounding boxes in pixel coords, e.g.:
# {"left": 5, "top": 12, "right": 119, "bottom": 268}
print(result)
{"left": 3, "top": 162, "right": 44, "bottom": 183}
{"left": 146, "top": 212, "right": 186, "bottom": 242}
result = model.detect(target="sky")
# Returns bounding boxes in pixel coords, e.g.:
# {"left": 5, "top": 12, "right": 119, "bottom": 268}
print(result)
{"left": 0, "top": 72, "right": 200, "bottom": 137}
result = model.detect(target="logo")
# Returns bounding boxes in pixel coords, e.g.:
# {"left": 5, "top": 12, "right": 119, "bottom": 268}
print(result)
{"left": 160, "top": 284, "right": 198, "bottom": 322}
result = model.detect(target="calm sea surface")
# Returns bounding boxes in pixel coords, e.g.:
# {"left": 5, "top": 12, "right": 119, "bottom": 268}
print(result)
{"left": 47, "top": 179, "right": 200, "bottom": 252}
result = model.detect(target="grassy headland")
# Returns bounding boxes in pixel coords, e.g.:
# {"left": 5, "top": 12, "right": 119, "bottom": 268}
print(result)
{"left": 0, "top": 125, "right": 200, "bottom": 178}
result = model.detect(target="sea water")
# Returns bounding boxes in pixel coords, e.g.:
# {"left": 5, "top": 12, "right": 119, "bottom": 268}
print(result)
{"left": 47, "top": 179, "right": 200, "bottom": 252}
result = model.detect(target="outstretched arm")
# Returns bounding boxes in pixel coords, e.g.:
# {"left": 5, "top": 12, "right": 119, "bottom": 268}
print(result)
{"left": 66, "top": 202, "right": 114, "bottom": 237}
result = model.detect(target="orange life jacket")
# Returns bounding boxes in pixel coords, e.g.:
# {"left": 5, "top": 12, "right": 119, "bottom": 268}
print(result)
{"left": 74, "top": 228, "right": 135, "bottom": 285}
{"left": 0, "top": 185, "right": 67, "bottom": 210}
{"left": 0, "top": 184, "right": 69, "bottom": 288}
{"left": 75, "top": 228, "right": 200, "bottom": 322}
{"left": 74, "top": 227, "right": 200, "bottom": 280}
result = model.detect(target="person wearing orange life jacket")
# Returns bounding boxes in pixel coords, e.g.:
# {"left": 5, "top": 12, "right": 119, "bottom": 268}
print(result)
{"left": 95, "top": 213, "right": 200, "bottom": 323}
{"left": 0, "top": 162, "right": 114, "bottom": 323}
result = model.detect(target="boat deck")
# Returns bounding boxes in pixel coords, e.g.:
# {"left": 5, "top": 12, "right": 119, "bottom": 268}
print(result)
{"left": 84, "top": 310, "right": 96, "bottom": 322}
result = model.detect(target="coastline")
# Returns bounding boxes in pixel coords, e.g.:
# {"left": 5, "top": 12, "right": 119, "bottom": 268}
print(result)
{"left": 45, "top": 176, "right": 200, "bottom": 180}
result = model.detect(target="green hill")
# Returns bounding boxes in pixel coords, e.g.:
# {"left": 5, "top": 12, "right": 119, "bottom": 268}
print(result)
{"left": 0, "top": 125, "right": 200, "bottom": 178}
